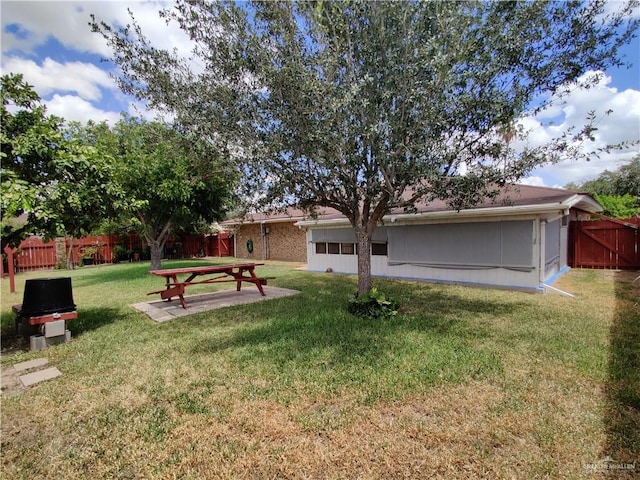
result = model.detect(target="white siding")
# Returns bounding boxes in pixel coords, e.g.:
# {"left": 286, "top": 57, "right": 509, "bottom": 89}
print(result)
{"left": 306, "top": 217, "right": 543, "bottom": 290}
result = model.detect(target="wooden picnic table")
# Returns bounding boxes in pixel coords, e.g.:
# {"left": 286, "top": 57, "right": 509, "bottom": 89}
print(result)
{"left": 148, "top": 263, "right": 269, "bottom": 309}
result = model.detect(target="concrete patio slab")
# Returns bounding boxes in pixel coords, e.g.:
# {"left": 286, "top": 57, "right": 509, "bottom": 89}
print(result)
{"left": 133, "top": 286, "right": 301, "bottom": 323}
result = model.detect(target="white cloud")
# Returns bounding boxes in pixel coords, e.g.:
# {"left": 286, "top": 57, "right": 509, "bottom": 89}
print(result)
{"left": 1, "top": 1, "right": 109, "bottom": 56}
{"left": 518, "top": 176, "right": 547, "bottom": 187}
{"left": 603, "top": 0, "right": 640, "bottom": 19}
{"left": 1, "top": 1, "right": 191, "bottom": 58}
{"left": 525, "top": 149, "right": 638, "bottom": 189}
{"left": 1, "top": 1, "right": 195, "bottom": 123}
{"left": 46, "top": 93, "right": 121, "bottom": 124}
{"left": 2, "top": 56, "right": 115, "bottom": 101}
{"left": 127, "top": 98, "right": 173, "bottom": 123}
{"left": 520, "top": 71, "right": 640, "bottom": 187}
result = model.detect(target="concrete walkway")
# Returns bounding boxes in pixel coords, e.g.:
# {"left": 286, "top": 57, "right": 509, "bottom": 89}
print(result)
{"left": 133, "top": 286, "right": 301, "bottom": 323}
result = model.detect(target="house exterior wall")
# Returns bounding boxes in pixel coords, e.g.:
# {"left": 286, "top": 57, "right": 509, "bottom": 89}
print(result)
{"left": 304, "top": 215, "right": 565, "bottom": 291}
{"left": 234, "top": 223, "right": 263, "bottom": 261}
{"left": 233, "top": 221, "right": 307, "bottom": 262}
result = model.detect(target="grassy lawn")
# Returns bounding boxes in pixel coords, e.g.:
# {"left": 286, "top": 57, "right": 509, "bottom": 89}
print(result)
{"left": 1, "top": 260, "right": 638, "bottom": 479}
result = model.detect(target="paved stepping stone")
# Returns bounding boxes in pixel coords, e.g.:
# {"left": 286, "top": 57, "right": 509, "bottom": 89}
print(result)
{"left": 19, "top": 367, "right": 62, "bottom": 387}
{"left": 14, "top": 358, "right": 48, "bottom": 372}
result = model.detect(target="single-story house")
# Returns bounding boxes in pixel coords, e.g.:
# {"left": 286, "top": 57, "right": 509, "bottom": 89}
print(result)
{"left": 223, "top": 185, "right": 602, "bottom": 291}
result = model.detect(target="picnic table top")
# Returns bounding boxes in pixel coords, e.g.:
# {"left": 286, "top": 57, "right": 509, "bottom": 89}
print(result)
{"left": 150, "top": 263, "right": 265, "bottom": 277}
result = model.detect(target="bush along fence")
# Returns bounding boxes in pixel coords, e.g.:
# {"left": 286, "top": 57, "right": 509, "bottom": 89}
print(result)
{"left": 3, "top": 233, "right": 234, "bottom": 273}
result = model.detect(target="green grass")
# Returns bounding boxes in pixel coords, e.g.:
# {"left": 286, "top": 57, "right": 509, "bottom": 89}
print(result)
{"left": 1, "top": 261, "right": 638, "bottom": 479}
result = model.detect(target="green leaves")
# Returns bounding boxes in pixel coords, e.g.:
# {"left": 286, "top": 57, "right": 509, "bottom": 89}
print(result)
{"left": 1, "top": 74, "right": 118, "bottom": 245}
{"left": 568, "top": 155, "right": 640, "bottom": 199}
{"left": 347, "top": 287, "right": 399, "bottom": 319}
{"left": 594, "top": 194, "right": 640, "bottom": 219}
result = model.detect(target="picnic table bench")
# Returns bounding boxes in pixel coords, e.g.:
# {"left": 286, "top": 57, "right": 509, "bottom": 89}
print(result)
{"left": 148, "top": 263, "right": 272, "bottom": 309}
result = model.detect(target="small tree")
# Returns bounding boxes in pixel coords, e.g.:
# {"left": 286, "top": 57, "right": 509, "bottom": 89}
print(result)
{"left": 85, "top": 115, "right": 234, "bottom": 270}
{"left": 92, "top": 0, "right": 639, "bottom": 294}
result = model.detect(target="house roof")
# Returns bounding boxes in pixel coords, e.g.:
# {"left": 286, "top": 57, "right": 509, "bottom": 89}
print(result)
{"left": 221, "top": 184, "right": 601, "bottom": 227}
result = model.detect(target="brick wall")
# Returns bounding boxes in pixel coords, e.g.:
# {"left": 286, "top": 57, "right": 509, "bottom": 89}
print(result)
{"left": 234, "top": 221, "right": 307, "bottom": 262}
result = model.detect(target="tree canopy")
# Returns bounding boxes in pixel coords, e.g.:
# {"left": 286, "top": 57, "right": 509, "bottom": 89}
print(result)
{"left": 1, "top": 73, "right": 120, "bottom": 250}
{"left": 82, "top": 115, "right": 235, "bottom": 270}
{"left": 92, "top": 0, "right": 639, "bottom": 294}
{"left": 593, "top": 194, "right": 639, "bottom": 218}
{"left": 565, "top": 154, "right": 640, "bottom": 218}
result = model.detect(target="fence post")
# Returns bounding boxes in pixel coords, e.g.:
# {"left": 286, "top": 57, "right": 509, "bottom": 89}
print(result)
{"left": 4, "top": 245, "right": 16, "bottom": 293}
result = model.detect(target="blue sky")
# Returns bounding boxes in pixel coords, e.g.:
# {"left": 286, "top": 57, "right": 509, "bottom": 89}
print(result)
{"left": 1, "top": 0, "right": 639, "bottom": 188}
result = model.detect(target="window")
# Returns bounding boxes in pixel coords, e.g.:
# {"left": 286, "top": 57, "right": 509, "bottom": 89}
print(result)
{"left": 341, "top": 243, "right": 355, "bottom": 255}
{"left": 314, "top": 241, "right": 384, "bottom": 256}
{"left": 327, "top": 242, "right": 340, "bottom": 254}
{"left": 371, "top": 242, "right": 388, "bottom": 256}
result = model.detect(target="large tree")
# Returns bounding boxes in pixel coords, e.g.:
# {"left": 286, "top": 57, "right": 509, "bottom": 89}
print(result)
{"left": 92, "top": 0, "right": 639, "bottom": 294}
{"left": 1, "top": 73, "right": 119, "bottom": 256}
{"left": 566, "top": 154, "right": 640, "bottom": 197}
{"left": 565, "top": 154, "right": 640, "bottom": 218}
{"left": 84, "top": 115, "right": 234, "bottom": 270}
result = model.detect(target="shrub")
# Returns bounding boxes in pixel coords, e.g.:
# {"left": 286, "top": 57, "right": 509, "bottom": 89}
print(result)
{"left": 347, "top": 287, "right": 399, "bottom": 319}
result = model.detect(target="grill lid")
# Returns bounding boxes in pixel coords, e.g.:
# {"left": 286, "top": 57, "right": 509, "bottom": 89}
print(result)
{"left": 19, "top": 277, "right": 76, "bottom": 316}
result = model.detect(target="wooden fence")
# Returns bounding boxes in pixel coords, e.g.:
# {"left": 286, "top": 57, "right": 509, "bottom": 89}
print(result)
{"left": 6, "top": 233, "right": 234, "bottom": 273}
{"left": 569, "top": 217, "right": 640, "bottom": 269}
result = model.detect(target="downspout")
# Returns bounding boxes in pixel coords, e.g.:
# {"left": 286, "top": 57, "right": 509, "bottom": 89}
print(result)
{"left": 543, "top": 283, "right": 575, "bottom": 298}
{"left": 538, "top": 219, "right": 546, "bottom": 289}
{"left": 233, "top": 231, "right": 237, "bottom": 259}
{"left": 260, "top": 222, "right": 268, "bottom": 261}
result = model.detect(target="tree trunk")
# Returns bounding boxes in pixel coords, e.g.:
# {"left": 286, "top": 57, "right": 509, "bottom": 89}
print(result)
{"left": 148, "top": 240, "right": 162, "bottom": 271}
{"left": 66, "top": 241, "right": 75, "bottom": 270}
{"left": 141, "top": 218, "right": 172, "bottom": 271}
{"left": 355, "top": 226, "right": 373, "bottom": 296}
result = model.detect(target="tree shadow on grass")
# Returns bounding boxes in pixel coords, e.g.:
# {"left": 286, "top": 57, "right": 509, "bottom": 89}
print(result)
{"left": 70, "top": 259, "right": 222, "bottom": 289}
{"left": 186, "top": 287, "right": 522, "bottom": 390}
{"left": 69, "top": 307, "right": 119, "bottom": 336}
{"left": 604, "top": 271, "right": 640, "bottom": 470}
